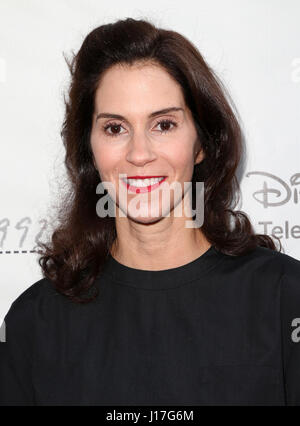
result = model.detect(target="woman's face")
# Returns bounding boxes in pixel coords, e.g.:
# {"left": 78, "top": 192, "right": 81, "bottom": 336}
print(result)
{"left": 90, "top": 62, "right": 204, "bottom": 223}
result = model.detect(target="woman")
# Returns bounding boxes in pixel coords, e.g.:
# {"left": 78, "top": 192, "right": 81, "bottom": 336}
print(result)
{"left": 1, "top": 17, "right": 300, "bottom": 406}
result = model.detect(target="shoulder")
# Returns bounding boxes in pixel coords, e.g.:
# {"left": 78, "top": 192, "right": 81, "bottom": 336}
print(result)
{"left": 3, "top": 278, "right": 61, "bottom": 327}
{"left": 220, "top": 245, "right": 300, "bottom": 276}
{"left": 268, "top": 249, "right": 300, "bottom": 312}
{"left": 246, "top": 247, "right": 300, "bottom": 308}
{"left": 255, "top": 246, "right": 300, "bottom": 282}
{"left": 254, "top": 246, "right": 300, "bottom": 272}
{"left": 215, "top": 246, "right": 300, "bottom": 300}
{"left": 0, "top": 278, "right": 60, "bottom": 352}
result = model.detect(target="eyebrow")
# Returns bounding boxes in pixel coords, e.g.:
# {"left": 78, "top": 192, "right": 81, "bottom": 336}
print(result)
{"left": 96, "top": 107, "right": 184, "bottom": 122}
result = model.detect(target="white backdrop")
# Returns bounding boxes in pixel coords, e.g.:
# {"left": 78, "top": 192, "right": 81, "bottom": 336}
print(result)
{"left": 0, "top": 0, "right": 299, "bottom": 320}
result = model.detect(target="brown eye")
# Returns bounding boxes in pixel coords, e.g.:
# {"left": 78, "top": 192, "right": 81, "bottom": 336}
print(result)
{"left": 155, "top": 119, "right": 177, "bottom": 134}
{"left": 103, "top": 122, "right": 125, "bottom": 137}
{"left": 102, "top": 119, "right": 177, "bottom": 138}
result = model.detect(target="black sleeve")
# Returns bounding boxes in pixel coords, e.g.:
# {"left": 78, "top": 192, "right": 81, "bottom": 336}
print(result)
{"left": 281, "top": 267, "right": 300, "bottom": 406}
{"left": 0, "top": 296, "right": 36, "bottom": 406}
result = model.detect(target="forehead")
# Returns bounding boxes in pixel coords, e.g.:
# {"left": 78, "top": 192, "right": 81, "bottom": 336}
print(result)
{"left": 94, "top": 62, "right": 186, "bottom": 114}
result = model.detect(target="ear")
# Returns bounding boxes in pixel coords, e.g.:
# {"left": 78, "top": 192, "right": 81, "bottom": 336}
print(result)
{"left": 194, "top": 147, "right": 205, "bottom": 165}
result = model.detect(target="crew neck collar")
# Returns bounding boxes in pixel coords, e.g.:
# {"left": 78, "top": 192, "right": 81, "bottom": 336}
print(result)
{"left": 101, "top": 245, "right": 224, "bottom": 290}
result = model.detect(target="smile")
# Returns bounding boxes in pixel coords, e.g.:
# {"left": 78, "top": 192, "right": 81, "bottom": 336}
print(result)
{"left": 121, "top": 176, "right": 167, "bottom": 193}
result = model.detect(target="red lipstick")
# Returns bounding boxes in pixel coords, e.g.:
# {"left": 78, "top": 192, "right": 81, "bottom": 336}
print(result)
{"left": 121, "top": 176, "right": 167, "bottom": 194}
{"left": 126, "top": 176, "right": 166, "bottom": 179}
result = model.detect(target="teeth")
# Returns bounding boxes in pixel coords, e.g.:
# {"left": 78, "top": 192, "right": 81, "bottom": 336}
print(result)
{"left": 123, "top": 177, "right": 165, "bottom": 187}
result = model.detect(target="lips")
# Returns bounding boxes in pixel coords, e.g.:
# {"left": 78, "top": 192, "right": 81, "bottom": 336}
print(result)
{"left": 121, "top": 176, "right": 167, "bottom": 194}
{"left": 126, "top": 176, "right": 166, "bottom": 179}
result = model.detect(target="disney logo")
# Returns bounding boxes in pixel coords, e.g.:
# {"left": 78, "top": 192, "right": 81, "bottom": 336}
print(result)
{"left": 246, "top": 171, "right": 300, "bottom": 208}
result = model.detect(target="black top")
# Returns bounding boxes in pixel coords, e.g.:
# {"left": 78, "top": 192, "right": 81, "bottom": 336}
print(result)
{"left": 1, "top": 245, "right": 300, "bottom": 406}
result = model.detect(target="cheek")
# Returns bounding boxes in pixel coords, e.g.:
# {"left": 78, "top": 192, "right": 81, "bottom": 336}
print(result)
{"left": 92, "top": 143, "right": 119, "bottom": 177}
{"left": 164, "top": 141, "right": 195, "bottom": 175}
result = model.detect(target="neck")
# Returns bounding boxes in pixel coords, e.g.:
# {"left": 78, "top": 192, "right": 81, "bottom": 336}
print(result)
{"left": 110, "top": 217, "right": 211, "bottom": 271}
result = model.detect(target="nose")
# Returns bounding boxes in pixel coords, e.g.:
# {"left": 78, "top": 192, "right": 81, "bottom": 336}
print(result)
{"left": 126, "top": 132, "right": 157, "bottom": 166}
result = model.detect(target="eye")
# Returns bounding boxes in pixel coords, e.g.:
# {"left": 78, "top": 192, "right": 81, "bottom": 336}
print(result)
{"left": 102, "top": 122, "right": 126, "bottom": 137}
{"left": 102, "top": 118, "right": 178, "bottom": 138}
{"left": 155, "top": 119, "right": 177, "bottom": 134}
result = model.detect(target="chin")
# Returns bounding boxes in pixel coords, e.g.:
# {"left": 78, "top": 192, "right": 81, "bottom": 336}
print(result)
{"left": 127, "top": 213, "right": 164, "bottom": 225}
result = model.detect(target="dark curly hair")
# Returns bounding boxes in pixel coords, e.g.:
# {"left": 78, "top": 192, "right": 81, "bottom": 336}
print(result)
{"left": 37, "top": 17, "right": 282, "bottom": 304}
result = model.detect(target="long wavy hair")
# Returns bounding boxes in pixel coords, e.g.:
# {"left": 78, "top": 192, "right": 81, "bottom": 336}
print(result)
{"left": 37, "top": 17, "right": 282, "bottom": 303}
